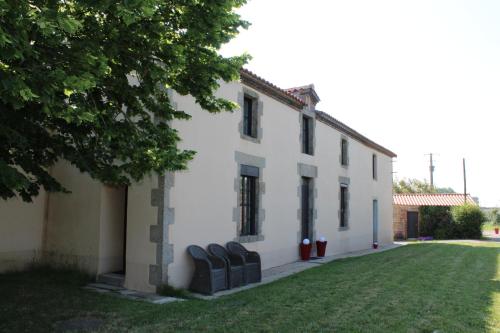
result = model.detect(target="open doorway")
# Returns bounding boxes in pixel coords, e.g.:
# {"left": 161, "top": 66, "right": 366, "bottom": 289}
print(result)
{"left": 98, "top": 185, "right": 128, "bottom": 276}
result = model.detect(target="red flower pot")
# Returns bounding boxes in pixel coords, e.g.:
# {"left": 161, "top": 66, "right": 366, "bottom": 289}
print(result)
{"left": 373, "top": 243, "right": 378, "bottom": 249}
{"left": 316, "top": 241, "right": 327, "bottom": 257}
{"left": 299, "top": 243, "right": 312, "bottom": 261}
{"left": 495, "top": 228, "right": 499, "bottom": 235}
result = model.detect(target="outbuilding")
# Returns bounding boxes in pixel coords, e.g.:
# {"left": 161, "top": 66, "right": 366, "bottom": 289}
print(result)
{"left": 393, "top": 193, "right": 476, "bottom": 239}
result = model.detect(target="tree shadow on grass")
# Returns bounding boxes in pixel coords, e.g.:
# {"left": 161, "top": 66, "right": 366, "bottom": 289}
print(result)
{"left": 0, "top": 242, "right": 498, "bottom": 332}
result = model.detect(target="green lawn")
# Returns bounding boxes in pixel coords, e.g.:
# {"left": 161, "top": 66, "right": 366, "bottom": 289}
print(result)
{"left": 1, "top": 242, "right": 499, "bottom": 332}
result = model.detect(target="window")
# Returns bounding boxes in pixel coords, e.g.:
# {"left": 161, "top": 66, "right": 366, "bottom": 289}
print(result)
{"left": 302, "top": 115, "right": 313, "bottom": 155}
{"left": 341, "top": 138, "right": 348, "bottom": 166}
{"left": 372, "top": 154, "right": 377, "bottom": 180}
{"left": 240, "top": 165, "right": 259, "bottom": 236}
{"left": 243, "top": 96, "right": 257, "bottom": 138}
{"left": 340, "top": 185, "right": 348, "bottom": 228}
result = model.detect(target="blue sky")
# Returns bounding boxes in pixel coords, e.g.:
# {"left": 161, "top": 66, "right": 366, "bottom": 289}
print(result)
{"left": 221, "top": 0, "right": 500, "bottom": 206}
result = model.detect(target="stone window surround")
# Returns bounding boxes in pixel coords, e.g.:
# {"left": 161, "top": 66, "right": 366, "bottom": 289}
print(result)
{"left": 233, "top": 151, "right": 266, "bottom": 243}
{"left": 299, "top": 109, "right": 316, "bottom": 156}
{"left": 297, "top": 163, "right": 318, "bottom": 243}
{"left": 340, "top": 135, "right": 349, "bottom": 168}
{"left": 238, "top": 88, "right": 263, "bottom": 143}
{"left": 338, "top": 176, "right": 350, "bottom": 231}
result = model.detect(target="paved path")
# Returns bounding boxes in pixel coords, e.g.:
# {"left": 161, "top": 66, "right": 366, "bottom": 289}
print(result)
{"left": 194, "top": 243, "right": 403, "bottom": 300}
{"left": 84, "top": 283, "right": 183, "bottom": 304}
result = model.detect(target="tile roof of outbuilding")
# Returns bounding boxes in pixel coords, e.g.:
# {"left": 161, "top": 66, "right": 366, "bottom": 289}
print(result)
{"left": 393, "top": 193, "right": 476, "bottom": 206}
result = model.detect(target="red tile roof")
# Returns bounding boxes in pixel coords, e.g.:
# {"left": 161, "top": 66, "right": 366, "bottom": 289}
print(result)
{"left": 393, "top": 193, "right": 476, "bottom": 206}
{"left": 239, "top": 68, "right": 306, "bottom": 107}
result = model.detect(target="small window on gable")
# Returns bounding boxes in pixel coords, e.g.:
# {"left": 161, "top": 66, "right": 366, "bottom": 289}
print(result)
{"left": 372, "top": 154, "right": 377, "bottom": 180}
{"left": 341, "top": 138, "right": 348, "bottom": 166}
{"left": 302, "top": 115, "right": 314, "bottom": 155}
{"left": 243, "top": 95, "right": 257, "bottom": 138}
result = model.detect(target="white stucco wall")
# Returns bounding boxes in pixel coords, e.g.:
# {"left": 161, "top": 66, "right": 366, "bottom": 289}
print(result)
{"left": 166, "top": 81, "right": 394, "bottom": 288}
{"left": 0, "top": 191, "right": 46, "bottom": 272}
{"left": 124, "top": 177, "right": 158, "bottom": 293}
{"left": 0, "top": 78, "right": 393, "bottom": 295}
{"left": 44, "top": 162, "right": 102, "bottom": 273}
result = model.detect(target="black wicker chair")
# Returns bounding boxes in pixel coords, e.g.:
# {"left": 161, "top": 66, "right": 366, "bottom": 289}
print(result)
{"left": 226, "top": 242, "right": 261, "bottom": 284}
{"left": 208, "top": 243, "right": 245, "bottom": 289}
{"left": 186, "top": 245, "right": 228, "bottom": 295}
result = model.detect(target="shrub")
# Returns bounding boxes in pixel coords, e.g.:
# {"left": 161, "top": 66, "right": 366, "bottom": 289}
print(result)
{"left": 419, "top": 206, "right": 453, "bottom": 239}
{"left": 451, "top": 204, "right": 486, "bottom": 239}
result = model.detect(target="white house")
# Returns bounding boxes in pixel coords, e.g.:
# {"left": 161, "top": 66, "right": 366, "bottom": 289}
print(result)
{"left": 0, "top": 69, "right": 396, "bottom": 293}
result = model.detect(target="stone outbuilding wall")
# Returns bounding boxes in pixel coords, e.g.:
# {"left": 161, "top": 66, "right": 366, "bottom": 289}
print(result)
{"left": 393, "top": 205, "right": 419, "bottom": 239}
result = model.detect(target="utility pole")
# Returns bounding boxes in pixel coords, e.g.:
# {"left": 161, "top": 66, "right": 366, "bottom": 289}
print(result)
{"left": 426, "top": 153, "right": 435, "bottom": 189}
{"left": 463, "top": 158, "right": 467, "bottom": 204}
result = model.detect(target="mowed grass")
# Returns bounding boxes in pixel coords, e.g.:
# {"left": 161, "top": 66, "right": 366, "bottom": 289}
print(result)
{"left": 1, "top": 242, "right": 499, "bottom": 332}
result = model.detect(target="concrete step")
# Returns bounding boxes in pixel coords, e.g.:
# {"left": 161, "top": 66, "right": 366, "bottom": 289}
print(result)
{"left": 96, "top": 273, "right": 125, "bottom": 287}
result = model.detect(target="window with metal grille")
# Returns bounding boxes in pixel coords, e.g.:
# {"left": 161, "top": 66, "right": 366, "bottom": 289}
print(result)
{"left": 302, "top": 115, "right": 313, "bottom": 155}
{"left": 341, "top": 138, "right": 348, "bottom": 166}
{"left": 240, "top": 165, "right": 259, "bottom": 236}
{"left": 243, "top": 96, "right": 256, "bottom": 138}
{"left": 340, "top": 185, "right": 348, "bottom": 228}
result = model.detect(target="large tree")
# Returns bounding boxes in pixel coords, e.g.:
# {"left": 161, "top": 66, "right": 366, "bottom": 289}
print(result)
{"left": 0, "top": 0, "right": 249, "bottom": 201}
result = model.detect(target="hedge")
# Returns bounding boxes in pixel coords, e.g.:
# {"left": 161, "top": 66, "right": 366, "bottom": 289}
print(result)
{"left": 418, "top": 204, "right": 485, "bottom": 239}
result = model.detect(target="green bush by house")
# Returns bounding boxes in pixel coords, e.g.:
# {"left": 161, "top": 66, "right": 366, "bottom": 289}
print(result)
{"left": 419, "top": 204, "right": 485, "bottom": 239}
{"left": 419, "top": 206, "right": 453, "bottom": 239}
{"left": 451, "top": 204, "right": 486, "bottom": 239}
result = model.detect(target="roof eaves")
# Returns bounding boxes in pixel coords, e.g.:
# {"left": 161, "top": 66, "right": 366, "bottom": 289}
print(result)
{"left": 315, "top": 110, "right": 397, "bottom": 158}
{"left": 239, "top": 68, "right": 305, "bottom": 110}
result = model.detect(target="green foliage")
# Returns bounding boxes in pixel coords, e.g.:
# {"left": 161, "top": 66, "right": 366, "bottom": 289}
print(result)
{"left": 420, "top": 204, "right": 486, "bottom": 239}
{"left": 393, "top": 178, "right": 455, "bottom": 194}
{"left": 451, "top": 204, "right": 486, "bottom": 239}
{"left": 436, "top": 187, "right": 456, "bottom": 194}
{"left": 419, "top": 206, "right": 453, "bottom": 239}
{"left": 0, "top": 0, "right": 250, "bottom": 201}
{"left": 488, "top": 208, "right": 500, "bottom": 225}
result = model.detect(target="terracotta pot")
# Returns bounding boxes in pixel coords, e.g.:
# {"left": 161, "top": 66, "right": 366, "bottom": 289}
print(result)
{"left": 316, "top": 241, "right": 327, "bottom": 257}
{"left": 299, "top": 243, "right": 312, "bottom": 260}
{"left": 495, "top": 227, "right": 499, "bottom": 235}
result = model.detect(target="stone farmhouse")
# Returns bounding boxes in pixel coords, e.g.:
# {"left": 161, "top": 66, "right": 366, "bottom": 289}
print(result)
{"left": 0, "top": 69, "right": 396, "bottom": 292}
